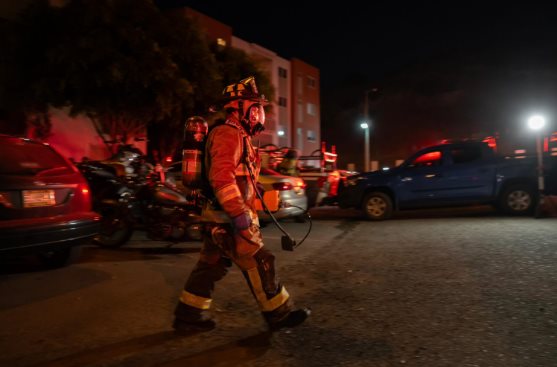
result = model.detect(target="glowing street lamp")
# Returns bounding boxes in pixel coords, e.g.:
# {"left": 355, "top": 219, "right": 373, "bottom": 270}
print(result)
{"left": 527, "top": 115, "right": 546, "bottom": 217}
{"left": 360, "top": 122, "right": 370, "bottom": 171}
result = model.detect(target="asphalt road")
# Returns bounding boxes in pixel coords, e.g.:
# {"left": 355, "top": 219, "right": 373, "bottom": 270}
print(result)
{"left": 1, "top": 206, "right": 556, "bottom": 367}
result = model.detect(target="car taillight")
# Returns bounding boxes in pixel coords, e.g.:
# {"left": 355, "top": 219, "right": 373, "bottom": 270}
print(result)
{"left": 74, "top": 182, "right": 93, "bottom": 211}
{"left": 272, "top": 182, "right": 293, "bottom": 191}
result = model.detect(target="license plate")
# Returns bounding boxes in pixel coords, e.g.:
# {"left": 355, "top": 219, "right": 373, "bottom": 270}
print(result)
{"left": 23, "top": 190, "right": 56, "bottom": 208}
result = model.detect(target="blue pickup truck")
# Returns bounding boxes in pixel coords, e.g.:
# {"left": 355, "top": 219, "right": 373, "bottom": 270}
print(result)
{"left": 338, "top": 141, "right": 557, "bottom": 220}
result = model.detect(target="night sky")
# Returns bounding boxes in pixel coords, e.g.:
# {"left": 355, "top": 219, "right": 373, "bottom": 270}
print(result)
{"left": 159, "top": 2, "right": 557, "bottom": 86}
{"left": 158, "top": 2, "right": 557, "bottom": 169}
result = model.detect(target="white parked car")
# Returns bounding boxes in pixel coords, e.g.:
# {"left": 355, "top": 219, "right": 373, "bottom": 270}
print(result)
{"left": 256, "top": 168, "right": 308, "bottom": 223}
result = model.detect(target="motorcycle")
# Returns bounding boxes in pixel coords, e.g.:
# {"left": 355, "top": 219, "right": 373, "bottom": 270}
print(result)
{"left": 77, "top": 151, "right": 203, "bottom": 248}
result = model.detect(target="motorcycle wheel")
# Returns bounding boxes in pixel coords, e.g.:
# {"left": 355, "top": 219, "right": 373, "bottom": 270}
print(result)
{"left": 93, "top": 206, "right": 134, "bottom": 248}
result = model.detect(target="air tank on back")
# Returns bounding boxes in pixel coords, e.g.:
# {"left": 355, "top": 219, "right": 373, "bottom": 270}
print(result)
{"left": 181, "top": 116, "right": 208, "bottom": 189}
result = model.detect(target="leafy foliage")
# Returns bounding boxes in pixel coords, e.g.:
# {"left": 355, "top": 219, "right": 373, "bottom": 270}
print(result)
{"left": 211, "top": 44, "right": 274, "bottom": 121}
{"left": 3, "top": 0, "right": 274, "bottom": 157}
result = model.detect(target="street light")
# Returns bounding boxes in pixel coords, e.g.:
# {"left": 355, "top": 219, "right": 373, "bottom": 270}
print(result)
{"left": 360, "top": 122, "right": 370, "bottom": 171}
{"left": 362, "top": 88, "right": 379, "bottom": 172}
{"left": 527, "top": 115, "right": 546, "bottom": 217}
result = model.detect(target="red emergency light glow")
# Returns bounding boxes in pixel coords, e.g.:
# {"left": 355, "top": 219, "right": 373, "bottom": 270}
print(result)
{"left": 482, "top": 136, "right": 497, "bottom": 151}
{"left": 324, "top": 152, "right": 337, "bottom": 162}
{"left": 414, "top": 151, "right": 441, "bottom": 163}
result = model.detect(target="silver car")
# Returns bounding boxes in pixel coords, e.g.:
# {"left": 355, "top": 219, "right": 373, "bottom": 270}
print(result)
{"left": 164, "top": 164, "right": 308, "bottom": 222}
{"left": 256, "top": 168, "right": 308, "bottom": 223}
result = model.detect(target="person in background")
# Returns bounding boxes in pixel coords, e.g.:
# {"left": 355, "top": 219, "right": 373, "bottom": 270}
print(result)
{"left": 173, "top": 76, "right": 310, "bottom": 333}
{"left": 277, "top": 149, "right": 300, "bottom": 176}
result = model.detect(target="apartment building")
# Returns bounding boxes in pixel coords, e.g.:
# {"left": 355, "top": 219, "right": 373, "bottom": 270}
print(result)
{"left": 182, "top": 7, "right": 320, "bottom": 156}
{"left": 291, "top": 58, "right": 321, "bottom": 156}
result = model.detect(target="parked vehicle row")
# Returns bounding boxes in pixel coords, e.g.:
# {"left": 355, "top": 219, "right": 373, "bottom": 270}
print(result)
{"left": 4, "top": 135, "right": 553, "bottom": 269}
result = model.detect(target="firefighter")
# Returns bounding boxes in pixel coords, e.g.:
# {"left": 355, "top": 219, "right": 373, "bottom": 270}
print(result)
{"left": 173, "top": 76, "right": 310, "bottom": 333}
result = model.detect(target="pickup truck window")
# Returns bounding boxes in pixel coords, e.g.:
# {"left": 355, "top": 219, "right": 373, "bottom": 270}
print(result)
{"left": 409, "top": 150, "right": 442, "bottom": 168}
{"left": 450, "top": 146, "right": 483, "bottom": 164}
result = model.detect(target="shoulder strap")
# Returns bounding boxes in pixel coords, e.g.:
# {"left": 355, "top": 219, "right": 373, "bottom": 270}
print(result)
{"left": 223, "top": 118, "right": 248, "bottom": 138}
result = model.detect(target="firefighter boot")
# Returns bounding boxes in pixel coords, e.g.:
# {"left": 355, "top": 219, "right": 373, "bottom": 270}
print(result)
{"left": 263, "top": 302, "right": 311, "bottom": 331}
{"left": 173, "top": 303, "right": 216, "bottom": 334}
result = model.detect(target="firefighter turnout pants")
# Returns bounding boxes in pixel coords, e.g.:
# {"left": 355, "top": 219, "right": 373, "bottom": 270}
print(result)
{"left": 175, "top": 222, "right": 292, "bottom": 322}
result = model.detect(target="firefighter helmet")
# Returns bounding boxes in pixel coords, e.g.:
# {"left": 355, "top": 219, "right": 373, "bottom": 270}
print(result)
{"left": 222, "top": 76, "right": 267, "bottom": 136}
{"left": 222, "top": 76, "right": 268, "bottom": 106}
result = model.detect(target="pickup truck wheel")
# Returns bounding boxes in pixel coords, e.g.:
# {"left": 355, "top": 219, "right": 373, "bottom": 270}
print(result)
{"left": 362, "top": 192, "right": 393, "bottom": 220}
{"left": 499, "top": 184, "right": 535, "bottom": 215}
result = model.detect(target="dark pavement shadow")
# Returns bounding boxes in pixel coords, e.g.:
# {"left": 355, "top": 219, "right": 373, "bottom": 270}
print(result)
{"left": 78, "top": 244, "right": 201, "bottom": 264}
{"left": 16, "top": 330, "right": 271, "bottom": 367}
{"left": 158, "top": 331, "right": 272, "bottom": 367}
{"left": 0, "top": 244, "right": 201, "bottom": 274}
{"left": 22, "top": 331, "right": 178, "bottom": 367}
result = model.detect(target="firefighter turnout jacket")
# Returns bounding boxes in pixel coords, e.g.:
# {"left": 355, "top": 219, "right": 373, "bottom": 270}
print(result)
{"left": 201, "top": 118, "right": 260, "bottom": 224}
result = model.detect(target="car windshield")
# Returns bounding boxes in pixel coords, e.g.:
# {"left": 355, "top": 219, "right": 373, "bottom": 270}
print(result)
{"left": 0, "top": 139, "right": 72, "bottom": 175}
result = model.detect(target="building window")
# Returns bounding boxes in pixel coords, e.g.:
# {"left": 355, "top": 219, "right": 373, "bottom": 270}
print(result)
{"left": 278, "top": 67, "right": 287, "bottom": 78}
{"left": 306, "top": 103, "right": 317, "bottom": 116}
{"left": 307, "top": 76, "right": 316, "bottom": 88}
{"left": 297, "top": 74, "right": 303, "bottom": 94}
{"left": 278, "top": 97, "right": 287, "bottom": 107}
{"left": 307, "top": 130, "right": 316, "bottom": 142}
{"left": 216, "top": 38, "right": 227, "bottom": 47}
{"left": 297, "top": 100, "right": 303, "bottom": 123}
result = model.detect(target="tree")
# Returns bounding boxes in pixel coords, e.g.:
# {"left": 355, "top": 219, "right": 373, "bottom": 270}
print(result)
{"left": 5, "top": 0, "right": 219, "bottom": 152}
{"left": 3, "top": 0, "right": 275, "bottom": 159}
{"left": 211, "top": 44, "right": 274, "bottom": 121}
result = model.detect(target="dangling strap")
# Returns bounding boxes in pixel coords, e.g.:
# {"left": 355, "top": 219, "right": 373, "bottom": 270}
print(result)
{"left": 243, "top": 136, "right": 257, "bottom": 182}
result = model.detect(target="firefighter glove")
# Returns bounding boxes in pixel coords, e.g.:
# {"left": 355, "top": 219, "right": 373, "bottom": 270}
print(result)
{"left": 233, "top": 212, "right": 252, "bottom": 230}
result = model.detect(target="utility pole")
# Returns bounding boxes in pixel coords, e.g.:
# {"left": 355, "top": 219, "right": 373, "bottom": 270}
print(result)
{"left": 363, "top": 90, "right": 370, "bottom": 172}
{"left": 527, "top": 115, "right": 546, "bottom": 218}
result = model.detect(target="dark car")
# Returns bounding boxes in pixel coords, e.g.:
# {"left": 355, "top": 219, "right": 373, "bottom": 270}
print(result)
{"left": 0, "top": 135, "right": 101, "bottom": 268}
